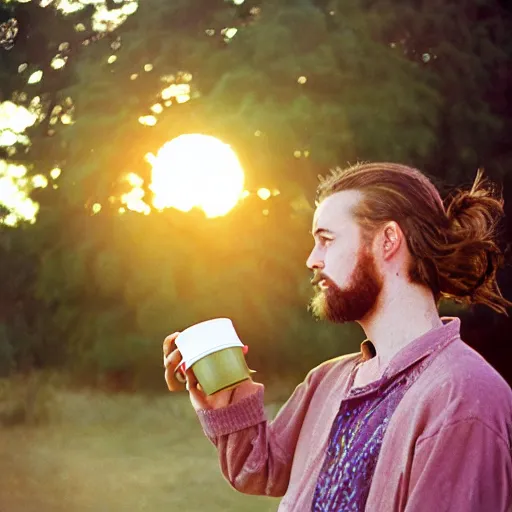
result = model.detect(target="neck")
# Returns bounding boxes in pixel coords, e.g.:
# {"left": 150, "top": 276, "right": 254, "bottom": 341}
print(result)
{"left": 358, "top": 281, "right": 443, "bottom": 372}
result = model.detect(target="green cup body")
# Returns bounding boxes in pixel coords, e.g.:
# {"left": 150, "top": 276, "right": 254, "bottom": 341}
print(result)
{"left": 191, "top": 347, "right": 250, "bottom": 396}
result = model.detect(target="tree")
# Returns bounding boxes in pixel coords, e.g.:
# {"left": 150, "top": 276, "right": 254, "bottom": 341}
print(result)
{"left": 0, "top": 0, "right": 510, "bottom": 388}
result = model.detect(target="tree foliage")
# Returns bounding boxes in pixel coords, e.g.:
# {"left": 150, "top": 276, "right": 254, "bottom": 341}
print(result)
{"left": 0, "top": 0, "right": 511, "bottom": 389}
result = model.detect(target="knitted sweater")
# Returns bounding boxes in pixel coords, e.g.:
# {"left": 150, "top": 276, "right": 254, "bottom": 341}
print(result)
{"left": 197, "top": 318, "right": 512, "bottom": 511}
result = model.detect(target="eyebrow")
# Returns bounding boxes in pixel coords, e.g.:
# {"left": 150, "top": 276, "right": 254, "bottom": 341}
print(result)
{"left": 311, "top": 228, "right": 335, "bottom": 237}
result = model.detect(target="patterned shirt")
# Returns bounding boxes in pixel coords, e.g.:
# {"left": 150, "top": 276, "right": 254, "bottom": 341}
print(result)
{"left": 311, "top": 348, "right": 433, "bottom": 511}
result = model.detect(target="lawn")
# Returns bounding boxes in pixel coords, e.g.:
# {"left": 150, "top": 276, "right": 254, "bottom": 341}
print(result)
{"left": 0, "top": 387, "right": 282, "bottom": 511}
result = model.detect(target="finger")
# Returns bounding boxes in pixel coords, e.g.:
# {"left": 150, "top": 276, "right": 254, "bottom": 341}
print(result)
{"left": 188, "top": 382, "right": 205, "bottom": 396}
{"left": 184, "top": 368, "right": 197, "bottom": 391}
{"left": 164, "top": 349, "right": 182, "bottom": 369}
{"left": 187, "top": 375, "right": 208, "bottom": 404}
{"left": 164, "top": 350, "right": 185, "bottom": 392}
{"left": 163, "top": 332, "right": 180, "bottom": 357}
{"left": 165, "top": 366, "right": 185, "bottom": 392}
{"left": 165, "top": 357, "right": 185, "bottom": 390}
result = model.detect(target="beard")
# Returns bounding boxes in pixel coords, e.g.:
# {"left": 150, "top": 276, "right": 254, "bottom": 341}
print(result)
{"left": 309, "top": 245, "right": 383, "bottom": 324}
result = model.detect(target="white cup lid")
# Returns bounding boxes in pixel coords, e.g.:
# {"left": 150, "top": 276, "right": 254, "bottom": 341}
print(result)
{"left": 175, "top": 318, "right": 243, "bottom": 366}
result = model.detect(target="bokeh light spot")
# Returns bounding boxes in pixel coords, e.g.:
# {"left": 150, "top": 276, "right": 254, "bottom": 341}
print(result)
{"left": 32, "top": 175, "right": 48, "bottom": 188}
{"left": 51, "top": 56, "right": 67, "bottom": 69}
{"left": 223, "top": 28, "right": 238, "bottom": 39}
{"left": 50, "top": 167, "right": 62, "bottom": 179}
{"left": 257, "top": 188, "right": 271, "bottom": 200}
{"left": 161, "top": 84, "right": 190, "bottom": 101}
{"left": 27, "top": 70, "right": 43, "bottom": 84}
{"left": 138, "top": 115, "right": 157, "bottom": 126}
{"left": 61, "top": 114, "right": 73, "bottom": 125}
{"left": 150, "top": 103, "right": 163, "bottom": 114}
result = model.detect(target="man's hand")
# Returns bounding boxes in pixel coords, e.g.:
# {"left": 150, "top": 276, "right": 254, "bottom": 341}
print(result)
{"left": 163, "top": 332, "right": 259, "bottom": 411}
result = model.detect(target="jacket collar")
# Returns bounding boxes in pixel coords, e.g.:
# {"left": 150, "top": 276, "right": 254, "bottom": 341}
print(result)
{"left": 359, "top": 316, "right": 461, "bottom": 380}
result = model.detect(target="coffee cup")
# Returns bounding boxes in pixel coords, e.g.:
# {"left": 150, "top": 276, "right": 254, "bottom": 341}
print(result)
{"left": 173, "top": 318, "right": 255, "bottom": 395}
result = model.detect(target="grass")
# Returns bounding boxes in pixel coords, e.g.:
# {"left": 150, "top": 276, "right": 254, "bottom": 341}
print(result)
{"left": 0, "top": 384, "right": 284, "bottom": 511}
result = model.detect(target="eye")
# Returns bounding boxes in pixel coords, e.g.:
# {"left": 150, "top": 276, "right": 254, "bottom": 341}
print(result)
{"left": 319, "top": 235, "right": 333, "bottom": 246}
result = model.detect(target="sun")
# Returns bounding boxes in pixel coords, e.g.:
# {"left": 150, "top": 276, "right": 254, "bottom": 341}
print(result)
{"left": 148, "top": 134, "right": 245, "bottom": 218}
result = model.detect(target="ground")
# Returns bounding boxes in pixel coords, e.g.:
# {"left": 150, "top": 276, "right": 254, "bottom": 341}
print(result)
{"left": 0, "top": 388, "right": 282, "bottom": 511}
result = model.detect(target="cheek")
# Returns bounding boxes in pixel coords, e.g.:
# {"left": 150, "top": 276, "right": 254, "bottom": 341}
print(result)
{"left": 324, "top": 244, "right": 359, "bottom": 288}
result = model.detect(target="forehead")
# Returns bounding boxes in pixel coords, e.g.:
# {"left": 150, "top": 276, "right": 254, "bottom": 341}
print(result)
{"left": 312, "top": 190, "right": 362, "bottom": 233}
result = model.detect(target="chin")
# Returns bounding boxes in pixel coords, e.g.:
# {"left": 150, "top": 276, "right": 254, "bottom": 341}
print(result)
{"left": 309, "top": 287, "right": 374, "bottom": 325}
{"left": 308, "top": 291, "right": 345, "bottom": 323}
{"left": 308, "top": 293, "right": 325, "bottom": 320}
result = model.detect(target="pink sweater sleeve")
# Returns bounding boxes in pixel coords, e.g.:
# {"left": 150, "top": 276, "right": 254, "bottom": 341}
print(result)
{"left": 406, "top": 418, "right": 512, "bottom": 511}
{"left": 195, "top": 368, "right": 323, "bottom": 497}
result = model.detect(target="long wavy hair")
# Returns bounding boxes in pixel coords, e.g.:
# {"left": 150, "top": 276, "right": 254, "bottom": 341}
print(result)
{"left": 316, "top": 162, "right": 511, "bottom": 315}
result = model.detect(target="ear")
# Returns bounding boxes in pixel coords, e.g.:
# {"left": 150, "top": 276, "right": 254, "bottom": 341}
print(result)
{"left": 381, "top": 222, "right": 403, "bottom": 260}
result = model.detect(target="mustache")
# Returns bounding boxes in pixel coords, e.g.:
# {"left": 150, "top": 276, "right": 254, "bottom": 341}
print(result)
{"left": 311, "top": 272, "right": 329, "bottom": 286}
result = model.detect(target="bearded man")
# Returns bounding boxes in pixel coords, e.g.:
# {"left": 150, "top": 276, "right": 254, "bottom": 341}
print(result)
{"left": 164, "top": 163, "right": 512, "bottom": 511}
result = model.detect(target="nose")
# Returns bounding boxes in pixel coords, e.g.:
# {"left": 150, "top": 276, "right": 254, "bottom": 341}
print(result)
{"left": 306, "top": 245, "right": 324, "bottom": 271}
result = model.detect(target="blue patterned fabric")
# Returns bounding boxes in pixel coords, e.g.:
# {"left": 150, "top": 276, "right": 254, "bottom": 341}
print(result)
{"left": 311, "top": 367, "right": 420, "bottom": 511}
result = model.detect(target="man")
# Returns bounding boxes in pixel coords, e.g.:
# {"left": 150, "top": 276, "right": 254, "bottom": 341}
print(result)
{"left": 164, "top": 163, "right": 512, "bottom": 511}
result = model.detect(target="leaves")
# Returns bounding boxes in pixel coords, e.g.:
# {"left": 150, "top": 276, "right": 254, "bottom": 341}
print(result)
{"left": 0, "top": 0, "right": 510, "bottom": 386}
